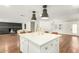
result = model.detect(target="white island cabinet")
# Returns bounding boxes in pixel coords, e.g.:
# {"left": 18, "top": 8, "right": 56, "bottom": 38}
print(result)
{"left": 19, "top": 32, "right": 61, "bottom": 53}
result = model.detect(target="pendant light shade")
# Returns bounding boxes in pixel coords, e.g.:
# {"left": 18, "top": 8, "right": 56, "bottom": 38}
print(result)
{"left": 41, "top": 5, "right": 48, "bottom": 19}
{"left": 31, "top": 11, "right": 36, "bottom": 20}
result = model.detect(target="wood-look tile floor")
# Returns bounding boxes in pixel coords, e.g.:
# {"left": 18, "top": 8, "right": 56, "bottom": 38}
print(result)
{"left": 60, "top": 34, "right": 79, "bottom": 53}
{"left": 0, "top": 34, "right": 20, "bottom": 53}
{"left": 0, "top": 34, "right": 79, "bottom": 53}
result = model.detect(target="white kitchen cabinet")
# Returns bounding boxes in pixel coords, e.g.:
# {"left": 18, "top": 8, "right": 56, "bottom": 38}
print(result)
{"left": 29, "top": 41, "right": 41, "bottom": 53}
{"left": 19, "top": 32, "right": 61, "bottom": 53}
{"left": 20, "top": 38, "right": 59, "bottom": 53}
{"left": 41, "top": 39, "right": 59, "bottom": 53}
{"left": 20, "top": 37, "right": 28, "bottom": 53}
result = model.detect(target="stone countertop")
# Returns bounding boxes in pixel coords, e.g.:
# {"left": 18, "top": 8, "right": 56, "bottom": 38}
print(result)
{"left": 19, "top": 32, "right": 62, "bottom": 46}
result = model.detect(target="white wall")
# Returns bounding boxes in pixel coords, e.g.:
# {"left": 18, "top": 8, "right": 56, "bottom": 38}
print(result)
{"left": 50, "top": 19, "right": 64, "bottom": 33}
{"left": 53, "top": 20, "right": 79, "bottom": 36}
{"left": 35, "top": 19, "right": 79, "bottom": 36}
{"left": 63, "top": 21, "right": 79, "bottom": 35}
{"left": 32, "top": 19, "right": 65, "bottom": 33}
{"left": 38, "top": 20, "right": 53, "bottom": 32}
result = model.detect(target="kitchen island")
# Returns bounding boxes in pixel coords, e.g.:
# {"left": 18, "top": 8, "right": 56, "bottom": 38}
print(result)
{"left": 19, "top": 32, "right": 61, "bottom": 53}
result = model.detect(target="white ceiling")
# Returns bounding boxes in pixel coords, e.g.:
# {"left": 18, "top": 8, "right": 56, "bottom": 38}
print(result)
{"left": 0, "top": 5, "right": 79, "bottom": 22}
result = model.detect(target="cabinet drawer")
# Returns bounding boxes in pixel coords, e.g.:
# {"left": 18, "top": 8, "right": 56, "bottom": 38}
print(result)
{"left": 41, "top": 39, "right": 59, "bottom": 53}
{"left": 41, "top": 43, "right": 50, "bottom": 53}
{"left": 41, "top": 40, "right": 53, "bottom": 53}
{"left": 50, "top": 39, "right": 59, "bottom": 52}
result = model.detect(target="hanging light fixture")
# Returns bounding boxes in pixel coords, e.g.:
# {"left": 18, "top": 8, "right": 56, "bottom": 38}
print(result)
{"left": 41, "top": 5, "right": 48, "bottom": 19}
{"left": 31, "top": 11, "right": 36, "bottom": 21}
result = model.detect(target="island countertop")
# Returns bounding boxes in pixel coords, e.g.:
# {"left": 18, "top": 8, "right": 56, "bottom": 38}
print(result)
{"left": 19, "top": 32, "right": 62, "bottom": 46}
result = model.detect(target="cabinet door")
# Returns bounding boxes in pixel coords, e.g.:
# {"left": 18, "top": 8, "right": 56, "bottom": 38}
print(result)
{"left": 20, "top": 37, "right": 28, "bottom": 53}
{"left": 41, "top": 41, "right": 55, "bottom": 53}
{"left": 41, "top": 43, "right": 50, "bottom": 53}
{"left": 20, "top": 37, "right": 23, "bottom": 52}
{"left": 29, "top": 41, "right": 40, "bottom": 53}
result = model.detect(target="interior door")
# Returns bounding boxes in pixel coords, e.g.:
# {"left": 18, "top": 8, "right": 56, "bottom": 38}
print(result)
{"left": 72, "top": 24, "right": 78, "bottom": 35}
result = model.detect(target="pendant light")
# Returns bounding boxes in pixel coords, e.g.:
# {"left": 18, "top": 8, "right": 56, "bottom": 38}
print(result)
{"left": 31, "top": 11, "right": 36, "bottom": 21}
{"left": 41, "top": 5, "right": 48, "bottom": 19}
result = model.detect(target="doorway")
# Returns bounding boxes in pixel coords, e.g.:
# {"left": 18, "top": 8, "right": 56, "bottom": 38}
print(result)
{"left": 72, "top": 24, "right": 77, "bottom": 35}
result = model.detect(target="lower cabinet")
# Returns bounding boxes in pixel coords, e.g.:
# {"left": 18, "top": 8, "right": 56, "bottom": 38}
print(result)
{"left": 40, "top": 39, "right": 59, "bottom": 53}
{"left": 20, "top": 37, "right": 28, "bottom": 53}
{"left": 20, "top": 37, "right": 59, "bottom": 53}
{"left": 29, "top": 41, "right": 41, "bottom": 53}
